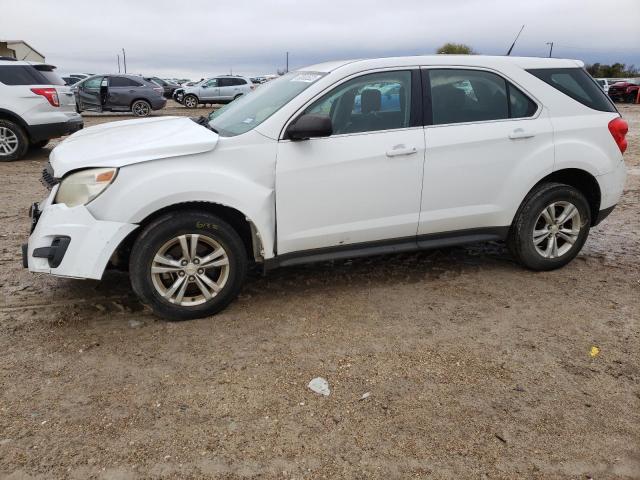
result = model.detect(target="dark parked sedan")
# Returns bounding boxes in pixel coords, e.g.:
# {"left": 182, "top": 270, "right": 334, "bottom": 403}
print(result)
{"left": 74, "top": 75, "right": 167, "bottom": 117}
{"left": 144, "top": 77, "right": 181, "bottom": 99}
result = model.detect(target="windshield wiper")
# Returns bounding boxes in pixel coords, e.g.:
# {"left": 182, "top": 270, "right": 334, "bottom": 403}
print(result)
{"left": 190, "top": 116, "right": 218, "bottom": 133}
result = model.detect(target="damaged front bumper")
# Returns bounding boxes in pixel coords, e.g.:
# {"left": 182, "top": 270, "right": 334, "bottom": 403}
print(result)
{"left": 22, "top": 186, "right": 138, "bottom": 280}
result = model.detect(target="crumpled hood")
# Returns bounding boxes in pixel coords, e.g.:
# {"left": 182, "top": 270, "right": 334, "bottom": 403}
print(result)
{"left": 50, "top": 116, "right": 218, "bottom": 177}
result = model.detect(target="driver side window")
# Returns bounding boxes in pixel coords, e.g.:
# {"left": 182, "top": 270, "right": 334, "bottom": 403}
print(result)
{"left": 204, "top": 79, "right": 218, "bottom": 88}
{"left": 305, "top": 71, "right": 412, "bottom": 135}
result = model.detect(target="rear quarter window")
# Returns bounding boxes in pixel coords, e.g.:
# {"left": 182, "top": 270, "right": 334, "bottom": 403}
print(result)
{"left": 0, "top": 65, "right": 63, "bottom": 85}
{"left": 527, "top": 68, "right": 616, "bottom": 112}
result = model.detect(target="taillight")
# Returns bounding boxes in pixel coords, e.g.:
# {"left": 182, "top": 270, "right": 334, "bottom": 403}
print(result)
{"left": 31, "top": 88, "right": 59, "bottom": 107}
{"left": 250, "top": 85, "right": 256, "bottom": 90}
{"left": 153, "top": 87, "right": 163, "bottom": 94}
{"left": 608, "top": 117, "right": 628, "bottom": 154}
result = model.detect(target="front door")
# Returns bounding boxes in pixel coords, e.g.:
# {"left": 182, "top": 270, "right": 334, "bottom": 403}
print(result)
{"left": 77, "top": 76, "right": 103, "bottom": 111}
{"left": 276, "top": 70, "right": 425, "bottom": 255}
{"left": 199, "top": 79, "right": 219, "bottom": 101}
{"left": 419, "top": 67, "right": 555, "bottom": 237}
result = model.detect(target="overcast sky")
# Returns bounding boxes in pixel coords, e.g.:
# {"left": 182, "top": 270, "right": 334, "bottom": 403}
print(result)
{"left": 1, "top": 0, "right": 638, "bottom": 79}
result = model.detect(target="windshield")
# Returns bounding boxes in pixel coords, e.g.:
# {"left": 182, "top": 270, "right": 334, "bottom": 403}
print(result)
{"left": 209, "top": 71, "right": 325, "bottom": 137}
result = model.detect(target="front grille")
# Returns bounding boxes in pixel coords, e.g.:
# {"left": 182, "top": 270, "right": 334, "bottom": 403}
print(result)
{"left": 41, "top": 162, "right": 58, "bottom": 190}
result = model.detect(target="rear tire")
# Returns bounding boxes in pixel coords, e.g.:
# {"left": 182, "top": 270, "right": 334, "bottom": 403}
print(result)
{"left": 508, "top": 183, "right": 591, "bottom": 271}
{"left": 183, "top": 95, "right": 198, "bottom": 108}
{"left": 0, "top": 119, "right": 28, "bottom": 162}
{"left": 130, "top": 211, "right": 248, "bottom": 320}
{"left": 131, "top": 100, "right": 151, "bottom": 117}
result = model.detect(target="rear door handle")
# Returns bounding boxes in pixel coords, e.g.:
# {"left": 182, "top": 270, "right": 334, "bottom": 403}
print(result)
{"left": 386, "top": 144, "right": 418, "bottom": 157}
{"left": 509, "top": 128, "right": 536, "bottom": 140}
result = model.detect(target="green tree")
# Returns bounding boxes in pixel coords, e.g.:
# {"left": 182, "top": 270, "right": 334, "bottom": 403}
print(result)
{"left": 436, "top": 43, "right": 477, "bottom": 55}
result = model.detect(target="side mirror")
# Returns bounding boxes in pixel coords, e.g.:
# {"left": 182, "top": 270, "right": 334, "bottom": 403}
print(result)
{"left": 287, "top": 114, "right": 332, "bottom": 141}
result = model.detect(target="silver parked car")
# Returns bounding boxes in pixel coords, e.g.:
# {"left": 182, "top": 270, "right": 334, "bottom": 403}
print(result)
{"left": 175, "top": 75, "right": 255, "bottom": 107}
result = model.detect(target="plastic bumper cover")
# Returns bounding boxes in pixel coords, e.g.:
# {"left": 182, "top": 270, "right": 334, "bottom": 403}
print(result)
{"left": 25, "top": 192, "right": 137, "bottom": 279}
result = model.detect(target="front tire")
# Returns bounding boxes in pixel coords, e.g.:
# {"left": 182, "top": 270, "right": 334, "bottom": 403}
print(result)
{"left": 0, "top": 119, "right": 28, "bottom": 162}
{"left": 508, "top": 183, "right": 591, "bottom": 271}
{"left": 131, "top": 100, "right": 151, "bottom": 117}
{"left": 129, "top": 211, "right": 248, "bottom": 320}
{"left": 183, "top": 94, "right": 198, "bottom": 108}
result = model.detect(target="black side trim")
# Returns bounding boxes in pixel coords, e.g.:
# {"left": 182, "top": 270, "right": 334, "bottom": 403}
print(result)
{"left": 593, "top": 205, "right": 616, "bottom": 226}
{"left": 409, "top": 69, "right": 423, "bottom": 128}
{"left": 21, "top": 243, "right": 28, "bottom": 268}
{"left": 32, "top": 236, "right": 70, "bottom": 268}
{"left": 265, "top": 227, "right": 509, "bottom": 270}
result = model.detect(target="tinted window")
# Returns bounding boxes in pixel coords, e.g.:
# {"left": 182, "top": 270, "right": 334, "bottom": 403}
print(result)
{"left": 428, "top": 69, "right": 537, "bottom": 125}
{"left": 231, "top": 78, "right": 247, "bottom": 86}
{"left": 0, "top": 65, "right": 64, "bottom": 86}
{"left": 508, "top": 84, "right": 538, "bottom": 118}
{"left": 429, "top": 69, "right": 508, "bottom": 125}
{"left": 218, "top": 78, "right": 233, "bottom": 87}
{"left": 110, "top": 76, "right": 142, "bottom": 87}
{"left": 305, "top": 70, "right": 412, "bottom": 134}
{"left": 527, "top": 68, "right": 616, "bottom": 112}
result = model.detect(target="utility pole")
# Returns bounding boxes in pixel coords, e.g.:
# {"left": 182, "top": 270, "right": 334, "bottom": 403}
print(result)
{"left": 122, "top": 48, "right": 127, "bottom": 73}
{"left": 117, "top": 54, "right": 121, "bottom": 73}
{"left": 286, "top": 52, "right": 289, "bottom": 73}
{"left": 546, "top": 42, "right": 554, "bottom": 58}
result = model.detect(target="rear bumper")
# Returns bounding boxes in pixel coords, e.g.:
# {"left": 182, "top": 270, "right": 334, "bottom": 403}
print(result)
{"left": 24, "top": 188, "right": 137, "bottom": 279}
{"left": 27, "top": 118, "right": 84, "bottom": 142}
{"left": 151, "top": 97, "right": 167, "bottom": 110}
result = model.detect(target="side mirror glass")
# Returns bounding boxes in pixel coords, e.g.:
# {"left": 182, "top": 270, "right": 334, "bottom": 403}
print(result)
{"left": 287, "top": 114, "right": 332, "bottom": 141}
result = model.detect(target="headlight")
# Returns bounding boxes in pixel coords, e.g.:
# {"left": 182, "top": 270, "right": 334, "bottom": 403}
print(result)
{"left": 55, "top": 167, "right": 118, "bottom": 207}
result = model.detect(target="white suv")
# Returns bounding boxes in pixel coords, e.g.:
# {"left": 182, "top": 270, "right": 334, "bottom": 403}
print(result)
{"left": 0, "top": 59, "right": 83, "bottom": 161}
{"left": 23, "top": 56, "right": 628, "bottom": 320}
{"left": 176, "top": 75, "right": 255, "bottom": 107}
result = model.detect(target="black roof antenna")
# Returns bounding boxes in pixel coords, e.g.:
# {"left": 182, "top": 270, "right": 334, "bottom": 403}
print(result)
{"left": 506, "top": 25, "right": 525, "bottom": 56}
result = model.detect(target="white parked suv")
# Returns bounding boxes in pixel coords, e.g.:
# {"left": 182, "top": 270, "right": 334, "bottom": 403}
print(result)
{"left": 23, "top": 56, "right": 628, "bottom": 320}
{"left": 176, "top": 75, "right": 255, "bottom": 107}
{"left": 0, "top": 58, "right": 83, "bottom": 161}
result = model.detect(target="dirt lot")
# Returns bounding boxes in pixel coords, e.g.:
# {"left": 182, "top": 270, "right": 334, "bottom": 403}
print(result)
{"left": 1, "top": 101, "right": 639, "bottom": 479}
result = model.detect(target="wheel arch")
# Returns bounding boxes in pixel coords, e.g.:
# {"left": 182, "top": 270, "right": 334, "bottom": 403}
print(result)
{"left": 129, "top": 98, "right": 152, "bottom": 109}
{"left": 0, "top": 108, "right": 30, "bottom": 138}
{"left": 526, "top": 168, "right": 601, "bottom": 226}
{"left": 111, "top": 201, "right": 264, "bottom": 272}
{"left": 183, "top": 93, "right": 199, "bottom": 105}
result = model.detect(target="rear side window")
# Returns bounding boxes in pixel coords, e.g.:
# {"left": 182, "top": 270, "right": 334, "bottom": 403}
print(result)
{"left": 110, "top": 77, "right": 142, "bottom": 87}
{"left": 427, "top": 69, "right": 538, "bottom": 125}
{"left": 527, "top": 68, "right": 616, "bottom": 112}
{"left": 231, "top": 78, "right": 247, "bottom": 86}
{"left": 218, "top": 78, "right": 233, "bottom": 87}
{"left": 0, "top": 65, "right": 64, "bottom": 86}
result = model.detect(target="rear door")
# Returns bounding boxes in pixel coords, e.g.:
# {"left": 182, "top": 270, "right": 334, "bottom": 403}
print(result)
{"left": 217, "top": 78, "right": 235, "bottom": 101}
{"left": 107, "top": 76, "right": 144, "bottom": 109}
{"left": 77, "top": 76, "right": 103, "bottom": 111}
{"left": 419, "top": 67, "right": 555, "bottom": 237}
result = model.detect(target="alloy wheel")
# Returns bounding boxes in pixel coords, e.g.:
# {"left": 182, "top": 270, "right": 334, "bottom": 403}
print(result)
{"left": 151, "top": 234, "right": 230, "bottom": 306}
{"left": 133, "top": 101, "right": 150, "bottom": 116}
{"left": 0, "top": 127, "right": 19, "bottom": 155}
{"left": 532, "top": 201, "right": 582, "bottom": 259}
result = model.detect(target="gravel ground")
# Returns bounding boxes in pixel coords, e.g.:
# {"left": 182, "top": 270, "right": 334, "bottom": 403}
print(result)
{"left": 0, "top": 101, "right": 639, "bottom": 480}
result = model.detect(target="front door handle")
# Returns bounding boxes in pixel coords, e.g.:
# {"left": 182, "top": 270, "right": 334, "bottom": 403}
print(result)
{"left": 386, "top": 144, "right": 418, "bottom": 157}
{"left": 509, "top": 128, "right": 536, "bottom": 140}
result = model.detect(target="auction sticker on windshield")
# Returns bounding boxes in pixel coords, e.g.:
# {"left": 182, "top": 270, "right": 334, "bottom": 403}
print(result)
{"left": 290, "top": 73, "right": 322, "bottom": 83}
